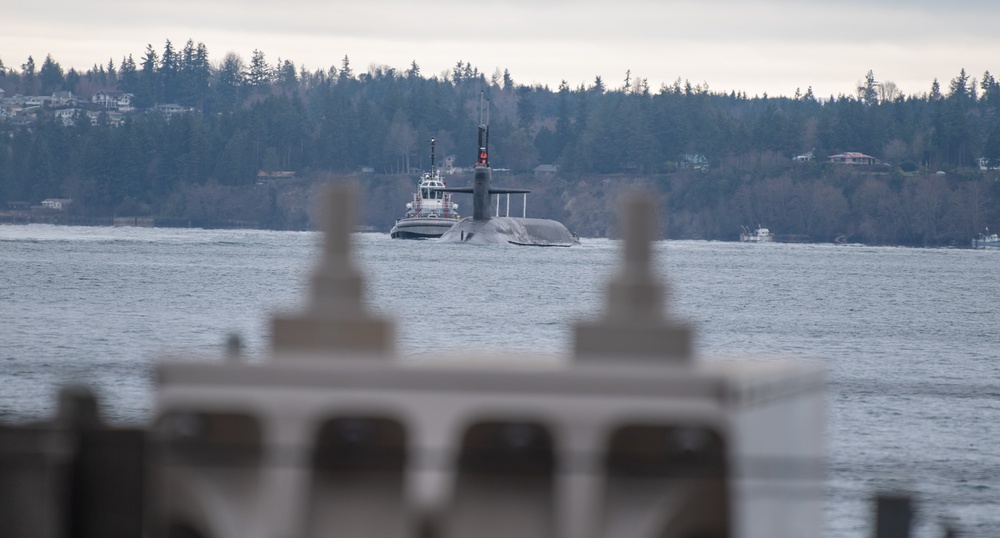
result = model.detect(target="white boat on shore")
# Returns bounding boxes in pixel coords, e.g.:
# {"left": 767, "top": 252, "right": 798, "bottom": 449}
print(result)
{"left": 389, "top": 139, "right": 461, "bottom": 239}
{"left": 972, "top": 229, "right": 1000, "bottom": 249}
{"left": 740, "top": 226, "right": 773, "bottom": 243}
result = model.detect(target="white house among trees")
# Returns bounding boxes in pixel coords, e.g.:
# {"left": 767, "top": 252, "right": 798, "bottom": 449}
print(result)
{"left": 91, "top": 91, "right": 135, "bottom": 112}
{"left": 41, "top": 198, "right": 72, "bottom": 210}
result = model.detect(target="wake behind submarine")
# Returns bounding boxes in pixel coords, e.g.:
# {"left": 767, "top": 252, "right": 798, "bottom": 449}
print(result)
{"left": 437, "top": 107, "right": 578, "bottom": 246}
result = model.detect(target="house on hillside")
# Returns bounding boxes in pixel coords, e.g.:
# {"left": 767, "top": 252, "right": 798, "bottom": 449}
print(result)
{"left": 978, "top": 157, "right": 1000, "bottom": 171}
{"left": 91, "top": 91, "right": 135, "bottom": 112}
{"left": 51, "top": 91, "right": 76, "bottom": 106}
{"left": 40, "top": 198, "right": 72, "bottom": 210}
{"left": 828, "top": 152, "right": 877, "bottom": 165}
{"left": 54, "top": 109, "right": 81, "bottom": 126}
{"left": 24, "top": 96, "right": 50, "bottom": 108}
{"left": 86, "top": 110, "right": 126, "bottom": 127}
{"left": 0, "top": 92, "right": 20, "bottom": 118}
{"left": 678, "top": 154, "right": 708, "bottom": 171}
{"left": 794, "top": 150, "right": 814, "bottom": 162}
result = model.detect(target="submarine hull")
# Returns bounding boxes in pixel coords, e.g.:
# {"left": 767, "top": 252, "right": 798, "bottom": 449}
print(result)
{"left": 439, "top": 216, "right": 578, "bottom": 246}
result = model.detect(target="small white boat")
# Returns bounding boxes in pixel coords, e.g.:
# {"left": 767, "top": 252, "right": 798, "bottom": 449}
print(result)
{"left": 972, "top": 229, "right": 1000, "bottom": 249}
{"left": 740, "top": 226, "right": 773, "bottom": 243}
{"left": 389, "top": 139, "right": 461, "bottom": 240}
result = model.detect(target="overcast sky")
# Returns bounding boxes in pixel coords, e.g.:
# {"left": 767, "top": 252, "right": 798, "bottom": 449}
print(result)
{"left": 3, "top": 0, "right": 997, "bottom": 98}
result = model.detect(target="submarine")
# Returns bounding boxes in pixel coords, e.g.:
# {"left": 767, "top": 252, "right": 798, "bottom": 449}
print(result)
{"left": 437, "top": 106, "right": 578, "bottom": 246}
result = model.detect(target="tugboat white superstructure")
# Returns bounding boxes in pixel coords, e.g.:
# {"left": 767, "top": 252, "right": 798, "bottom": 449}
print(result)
{"left": 740, "top": 225, "right": 774, "bottom": 242}
{"left": 390, "top": 138, "right": 461, "bottom": 239}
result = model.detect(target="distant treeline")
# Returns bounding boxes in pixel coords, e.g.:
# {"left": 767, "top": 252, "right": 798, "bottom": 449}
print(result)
{"left": 2, "top": 41, "right": 1000, "bottom": 245}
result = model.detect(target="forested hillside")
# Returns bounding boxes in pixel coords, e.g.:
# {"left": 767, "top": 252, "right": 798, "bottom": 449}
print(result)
{"left": 2, "top": 41, "right": 1000, "bottom": 245}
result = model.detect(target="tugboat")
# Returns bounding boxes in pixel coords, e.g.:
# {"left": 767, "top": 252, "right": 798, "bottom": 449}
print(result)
{"left": 389, "top": 138, "right": 461, "bottom": 239}
{"left": 740, "top": 225, "right": 774, "bottom": 243}
{"left": 972, "top": 228, "right": 1000, "bottom": 249}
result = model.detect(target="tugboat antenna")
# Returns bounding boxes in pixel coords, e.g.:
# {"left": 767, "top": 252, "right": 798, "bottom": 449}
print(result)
{"left": 430, "top": 137, "right": 436, "bottom": 172}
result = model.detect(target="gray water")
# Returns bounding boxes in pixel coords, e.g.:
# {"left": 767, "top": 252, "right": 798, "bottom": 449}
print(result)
{"left": 1, "top": 224, "right": 998, "bottom": 537}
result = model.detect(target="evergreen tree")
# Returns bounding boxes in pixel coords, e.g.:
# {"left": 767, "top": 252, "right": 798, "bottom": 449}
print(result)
{"left": 27, "top": 134, "right": 57, "bottom": 201}
{"left": 384, "top": 111, "right": 417, "bottom": 173}
{"left": 948, "top": 68, "right": 970, "bottom": 101}
{"left": 118, "top": 55, "right": 139, "bottom": 94}
{"left": 636, "top": 78, "right": 650, "bottom": 97}
{"left": 178, "top": 40, "right": 198, "bottom": 105}
{"left": 592, "top": 75, "right": 605, "bottom": 94}
{"left": 981, "top": 71, "right": 999, "bottom": 104}
{"left": 933, "top": 69, "right": 976, "bottom": 167}
{"left": 278, "top": 59, "right": 297, "bottom": 91}
{"left": 21, "top": 56, "right": 37, "bottom": 94}
{"left": 929, "top": 78, "right": 942, "bottom": 100}
{"left": 461, "top": 62, "right": 478, "bottom": 83}
{"left": 406, "top": 60, "right": 420, "bottom": 78}
{"left": 981, "top": 119, "right": 1000, "bottom": 168}
{"left": 339, "top": 55, "right": 353, "bottom": 81}
{"left": 63, "top": 69, "right": 80, "bottom": 93}
{"left": 247, "top": 49, "right": 272, "bottom": 90}
{"left": 137, "top": 44, "right": 159, "bottom": 107}
{"left": 85, "top": 63, "right": 106, "bottom": 85}
{"left": 38, "top": 54, "right": 64, "bottom": 94}
{"left": 160, "top": 40, "right": 180, "bottom": 103}
{"left": 858, "top": 70, "right": 878, "bottom": 105}
{"left": 622, "top": 97, "right": 658, "bottom": 173}
{"left": 181, "top": 42, "right": 211, "bottom": 106}
{"left": 554, "top": 80, "right": 571, "bottom": 158}
{"left": 494, "top": 126, "right": 538, "bottom": 171}
{"left": 517, "top": 86, "right": 536, "bottom": 130}
{"left": 214, "top": 53, "right": 245, "bottom": 111}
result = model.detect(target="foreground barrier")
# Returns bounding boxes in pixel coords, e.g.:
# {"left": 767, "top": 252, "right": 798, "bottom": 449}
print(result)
{"left": 2, "top": 185, "right": 829, "bottom": 538}
{"left": 152, "top": 185, "right": 825, "bottom": 538}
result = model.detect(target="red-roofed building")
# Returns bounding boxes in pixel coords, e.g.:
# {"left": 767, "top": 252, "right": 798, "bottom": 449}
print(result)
{"left": 828, "top": 152, "right": 877, "bottom": 165}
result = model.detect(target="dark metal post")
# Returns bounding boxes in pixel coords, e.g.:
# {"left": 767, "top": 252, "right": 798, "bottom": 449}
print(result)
{"left": 875, "top": 494, "right": 912, "bottom": 538}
